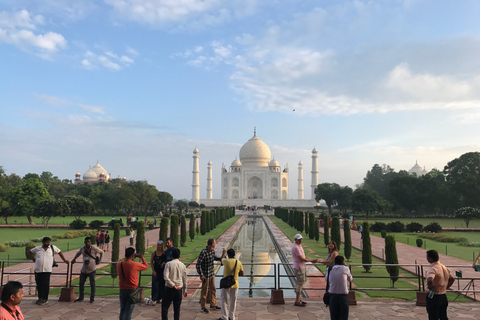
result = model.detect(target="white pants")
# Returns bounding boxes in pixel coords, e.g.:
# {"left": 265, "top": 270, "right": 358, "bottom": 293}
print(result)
{"left": 220, "top": 287, "right": 238, "bottom": 320}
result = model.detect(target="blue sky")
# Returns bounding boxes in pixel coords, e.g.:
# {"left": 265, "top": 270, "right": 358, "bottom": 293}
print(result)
{"left": 1, "top": 0, "right": 480, "bottom": 200}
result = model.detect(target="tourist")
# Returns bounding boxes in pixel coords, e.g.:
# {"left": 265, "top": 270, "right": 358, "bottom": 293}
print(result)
{"left": 98, "top": 229, "right": 105, "bottom": 250}
{"left": 165, "top": 238, "right": 177, "bottom": 262}
{"left": 291, "top": 234, "right": 314, "bottom": 307}
{"left": 318, "top": 241, "right": 339, "bottom": 267}
{"left": 129, "top": 228, "right": 135, "bottom": 246}
{"left": 104, "top": 230, "right": 111, "bottom": 252}
{"left": 326, "top": 255, "right": 352, "bottom": 320}
{"left": 71, "top": 237, "right": 103, "bottom": 303}
{"left": 162, "top": 248, "right": 187, "bottom": 320}
{"left": 151, "top": 240, "right": 167, "bottom": 304}
{"left": 0, "top": 281, "right": 24, "bottom": 320}
{"left": 117, "top": 247, "right": 148, "bottom": 320}
{"left": 196, "top": 238, "right": 225, "bottom": 313}
{"left": 95, "top": 230, "right": 101, "bottom": 246}
{"left": 27, "top": 237, "right": 69, "bottom": 305}
{"left": 220, "top": 248, "right": 244, "bottom": 320}
{"left": 154, "top": 217, "right": 157, "bottom": 226}
{"left": 425, "top": 250, "right": 454, "bottom": 320}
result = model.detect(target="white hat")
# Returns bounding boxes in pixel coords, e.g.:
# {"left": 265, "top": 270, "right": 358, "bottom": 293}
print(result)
{"left": 294, "top": 234, "right": 303, "bottom": 240}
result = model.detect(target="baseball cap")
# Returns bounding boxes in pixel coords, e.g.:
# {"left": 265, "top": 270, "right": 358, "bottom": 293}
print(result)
{"left": 294, "top": 234, "right": 303, "bottom": 240}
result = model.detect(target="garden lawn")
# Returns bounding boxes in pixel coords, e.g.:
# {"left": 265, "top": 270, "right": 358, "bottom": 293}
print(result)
{"left": 0, "top": 216, "right": 152, "bottom": 226}
{"left": 355, "top": 217, "right": 480, "bottom": 229}
{"left": 269, "top": 216, "right": 469, "bottom": 301}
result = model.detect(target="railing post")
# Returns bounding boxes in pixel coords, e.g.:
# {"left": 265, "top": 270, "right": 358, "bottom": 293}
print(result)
{"left": 270, "top": 263, "right": 284, "bottom": 305}
{"left": 59, "top": 261, "right": 75, "bottom": 302}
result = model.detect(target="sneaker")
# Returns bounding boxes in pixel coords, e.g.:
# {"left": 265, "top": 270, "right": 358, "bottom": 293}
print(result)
{"left": 74, "top": 298, "right": 84, "bottom": 302}
{"left": 89, "top": 299, "right": 94, "bottom": 303}
{"left": 35, "top": 299, "right": 43, "bottom": 305}
{"left": 201, "top": 308, "right": 209, "bottom": 314}
{"left": 210, "top": 306, "right": 221, "bottom": 310}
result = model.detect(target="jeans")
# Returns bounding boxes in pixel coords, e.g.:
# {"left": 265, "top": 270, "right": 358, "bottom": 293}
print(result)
{"left": 200, "top": 277, "right": 216, "bottom": 309}
{"left": 78, "top": 271, "right": 96, "bottom": 300}
{"left": 35, "top": 272, "right": 51, "bottom": 301}
{"left": 426, "top": 294, "right": 448, "bottom": 320}
{"left": 221, "top": 287, "right": 238, "bottom": 320}
{"left": 152, "top": 273, "right": 165, "bottom": 301}
{"left": 329, "top": 293, "right": 349, "bottom": 320}
{"left": 119, "top": 289, "right": 135, "bottom": 320}
{"left": 162, "top": 286, "right": 183, "bottom": 320}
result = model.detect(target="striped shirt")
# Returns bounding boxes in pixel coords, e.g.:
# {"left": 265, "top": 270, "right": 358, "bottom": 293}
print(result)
{"left": 196, "top": 247, "right": 223, "bottom": 279}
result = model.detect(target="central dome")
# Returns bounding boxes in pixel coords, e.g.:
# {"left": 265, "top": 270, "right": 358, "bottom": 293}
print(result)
{"left": 239, "top": 132, "right": 271, "bottom": 167}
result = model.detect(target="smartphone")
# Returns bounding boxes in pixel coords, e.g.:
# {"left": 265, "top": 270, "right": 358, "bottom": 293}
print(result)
{"left": 135, "top": 253, "right": 141, "bottom": 258}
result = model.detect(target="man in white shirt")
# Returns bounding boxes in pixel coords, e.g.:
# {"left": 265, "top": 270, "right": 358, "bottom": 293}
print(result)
{"left": 27, "top": 237, "right": 69, "bottom": 305}
{"left": 162, "top": 248, "right": 187, "bottom": 320}
{"left": 326, "top": 255, "right": 352, "bottom": 320}
{"left": 291, "top": 234, "right": 314, "bottom": 307}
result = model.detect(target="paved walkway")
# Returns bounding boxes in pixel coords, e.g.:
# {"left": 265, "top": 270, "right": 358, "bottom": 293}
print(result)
{"left": 18, "top": 296, "right": 480, "bottom": 319}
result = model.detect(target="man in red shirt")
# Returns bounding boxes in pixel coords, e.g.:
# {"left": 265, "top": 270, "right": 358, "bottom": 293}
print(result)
{"left": 0, "top": 281, "right": 24, "bottom": 320}
{"left": 117, "top": 247, "right": 148, "bottom": 320}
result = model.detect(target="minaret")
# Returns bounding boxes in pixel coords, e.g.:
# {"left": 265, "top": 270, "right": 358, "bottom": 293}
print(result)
{"left": 311, "top": 147, "right": 318, "bottom": 199}
{"left": 191, "top": 148, "right": 200, "bottom": 202}
{"left": 297, "top": 161, "right": 304, "bottom": 199}
{"left": 207, "top": 161, "right": 213, "bottom": 200}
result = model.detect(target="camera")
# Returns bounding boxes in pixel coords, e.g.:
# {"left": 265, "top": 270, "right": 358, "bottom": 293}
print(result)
{"left": 135, "top": 253, "right": 141, "bottom": 258}
{"left": 52, "top": 261, "right": 59, "bottom": 268}
{"left": 95, "top": 257, "right": 100, "bottom": 264}
{"left": 85, "top": 259, "right": 90, "bottom": 265}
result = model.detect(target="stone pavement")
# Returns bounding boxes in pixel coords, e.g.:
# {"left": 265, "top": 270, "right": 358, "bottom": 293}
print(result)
{"left": 18, "top": 296, "right": 480, "bottom": 319}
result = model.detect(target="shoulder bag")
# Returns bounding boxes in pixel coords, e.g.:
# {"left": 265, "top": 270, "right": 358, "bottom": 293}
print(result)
{"left": 51, "top": 245, "right": 59, "bottom": 268}
{"left": 120, "top": 261, "right": 143, "bottom": 304}
{"left": 323, "top": 266, "right": 331, "bottom": 306}
{"left": 220, "top": 260, "right": 237, "bottom": 289}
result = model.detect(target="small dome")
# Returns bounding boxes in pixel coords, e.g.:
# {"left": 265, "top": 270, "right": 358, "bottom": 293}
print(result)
{"left": 231, "top": 159, "right": 242, "bottom": 167}
{"left": 208, "top": 161, "right": 212, "bottom": 165}
{"left": 239, "top": 131, "right": 271, "bottom": 167}
{"left": 312, "top": 147, "right": 318, "bottom": 154}
{"left": 193, "top": 148, "right": 199, "bottom": 154}
{"left": 91, "top": 162, "right": 109, "bottom": 180}
{"left": 83, "top": 169, "right": 97, "bottom": 182}
{"left": 298, "top": 161, "right": 303, "bottom": 166}
{"left": 409, "top": 161, "right": 426, "bottom": 177}
{"left": 269, "top": 158, "right": 279, "bottom": 167}
{"left": 122, "top": 177, "right": 127, "bottom": 180}
{"left": 75, "top": 172, "right": 81, "bottom": 177}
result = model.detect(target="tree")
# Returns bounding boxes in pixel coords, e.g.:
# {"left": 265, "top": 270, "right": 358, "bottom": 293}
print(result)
{"left": 160, "top": 218, "right": 169, "bottom": 243}
{"left": 336, "top": 186, "right": 353, "bottom": 214}
{"left": 385, "top": 235, "right": 399, "bottom": 286}
{"left": 314, "top": 183, "right": 342, "bottom": 215}
{"left": 363, "top": 164, "right": 396, "bottom": 199}
{"left": 135, "top": 221, "right": 145, "bottom": 255}
{"left": 323, "top": 213, "right": 329, "bottom": 246}
{"left": 309, "top": 212, "right": 315, "bottom": 239}
{"left": 174, "top": 200, "right": 188, "bottom": 213}
{"left": 170, "top": 214, "right": 179, "bottom": 247}
{"left": 314, "top": 219, "right": 320, "bottom": 242}
{"left": 351, "top": 188, "right": 381, "bottom": 219}
{"left": 158, "top": 191, "right": 173, "bottom": 206}
{"left": 9, "top": 178, "right": 51, "bottom": 224}
{"left": 454, "top": 207, "right": 480, "bottom": 228}
{"left": 189, "top": 214, "right": 195, "bottom": 241}
{"left": 111, "top": 223, "right": 120, "bottom": 281}
{"left": 305, "top": 212, "right": 309, "bottom": 235}
{"left": 180, "top": 215, "right": 187, "bottom": 247}
{"left": 331, "top": 216, "right": 341, "bottom": 250}
{"left": 189, "top": 201, "right": 199, "bottom": 207}
{"left": 343, "top": 219, "right": 352, "bottom": 261}
{"left": 297, "top": 211, "right": 304, "bottom": 232}
{"left": 33, "top": 198, "right": 69, "bottom": 227}
{"left": 200, "top": 211, "right": 206, "bottom": 235}
{"left": 64, "top": 195, "right": 95, "bottom": 220}
{"left": 444, "top": 152, "right": 480, "bottom": 207}
{"left": 362, "top": 222, "right": 372, "bottom": 272}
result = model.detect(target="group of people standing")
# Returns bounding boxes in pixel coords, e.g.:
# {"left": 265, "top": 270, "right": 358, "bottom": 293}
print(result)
{"left": 95, "top": 229, "right": 110, "bottom": 251}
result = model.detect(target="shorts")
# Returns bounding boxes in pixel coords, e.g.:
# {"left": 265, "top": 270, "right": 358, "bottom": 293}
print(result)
{"left": 294, "top": 268, "right": 307, "bottom": 285}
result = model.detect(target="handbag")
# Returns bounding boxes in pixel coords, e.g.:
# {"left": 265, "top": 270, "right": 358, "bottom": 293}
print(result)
{"left": 220, "top": 260, "right": 237, "bottom": 289}
{"left": 323, "top": 266, "right": 331, "bottom": 306}
{"left": 120, "top": 262, "right": 143, "bottom": 304}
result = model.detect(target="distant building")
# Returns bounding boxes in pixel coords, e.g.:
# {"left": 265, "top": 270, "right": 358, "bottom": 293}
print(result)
{"left": 74, "top": 162, "right": 126, "bottom": 185}
{"left": 408, "top": 161, "right": 428, "bottom": 177}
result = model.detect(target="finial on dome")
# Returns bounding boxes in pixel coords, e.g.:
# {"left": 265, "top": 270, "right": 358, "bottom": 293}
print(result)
{"left": 254, "top": 127, "right": 256, "bottom": 136}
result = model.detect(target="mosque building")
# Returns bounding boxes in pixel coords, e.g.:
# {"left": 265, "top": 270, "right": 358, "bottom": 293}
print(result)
{"left": 192, "top": 130, "right": 318, "bottom": 208}
{"left": 74, "top": 162, "right": 126, "bottom": 185}
{"left": 408, "top": 161, "right": 428, "bottom": 177}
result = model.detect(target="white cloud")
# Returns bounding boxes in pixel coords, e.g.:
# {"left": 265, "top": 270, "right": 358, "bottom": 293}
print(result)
{"left": 34, "top": 94, "right": 70, "bottom": 107}
{"left": 0, "top": 10, "right": 66, "bottom": 57}
{"left": 79, "top": 104, "right": 105, "bottom": 114}
{"left": 82, "top": 49, "right": 135, "bottom": 70}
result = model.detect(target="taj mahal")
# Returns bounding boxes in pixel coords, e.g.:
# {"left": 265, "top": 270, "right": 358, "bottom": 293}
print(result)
{"left": 192, "top": 130, "right": 318, "bottom": 208}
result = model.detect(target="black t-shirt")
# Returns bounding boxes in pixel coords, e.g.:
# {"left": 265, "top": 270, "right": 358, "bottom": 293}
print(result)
{"left": 153, "top": 251, "right": 167, "bottom": 274}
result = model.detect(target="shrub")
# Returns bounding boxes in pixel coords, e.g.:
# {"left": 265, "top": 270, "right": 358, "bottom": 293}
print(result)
{"left": 331, "top": 216, "right": 341, "bottom": 250}
{"left": 180, "top": 215, "right": 187, "bottom": 247}
{"left": 343, "top": 219, "right": 352, "bottom": 261}
{"left": 189, "top": 214, "right": 195, "bottom": 242}
{"left": 387, "top": 221, "right": 404, "bottom": 233}
{"left": 0, "top": 244, "right": 10, "bottom": 252}
{"left": 148, "top": 223, "right": 154, "bottom": 230}
{"left": 416, "top": 238, "right": 423, "bottom": 248}
{"left": 69, "top": 219, "right": 87, "bottom": 229}
{"left": 323, "top": 213, "right": 330, "bottom": 247}
{"left": 423, "top": 222, "right": 442, "bottom": 233}
{"left": 406, "top": 222, "right": 423, "bottom": 232}
{"left": 170, "top": 214, "right": 179, "bottom": 248}
{"left": 418, "top": 233, "right": 467, "bottom": 243}
{"left": 381, "top": 230, "right": 387, "bottom": 238}
{"left": 135, "top": 221, "right": 145, "bottom": 255}
{"left": 89, "top": 220, "right": 105, "bottom": 230}
{"left": 108, "top": 219, "right": 124, "bottom": 228}
{"left": 125, "top": 228, "right": 131, "bottom": 236}
{"left": 362, "top": 221, "right": 372, "bottom": 272}
{"left": 385, "top": 235, "right": 399, "bottom": 286}
{"left": 111, "top": 223, "right": 120, "bottom": 280}
{"left": 160, "top": 218, "right": 169, "bottom": 242}
{"left": 370, "top": 222, "right": 388, "bottom": 232}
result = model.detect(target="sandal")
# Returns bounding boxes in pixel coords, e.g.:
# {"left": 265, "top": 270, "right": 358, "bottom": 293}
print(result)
{"left": 294, "top": 303, "right": 306, "bottom": 307}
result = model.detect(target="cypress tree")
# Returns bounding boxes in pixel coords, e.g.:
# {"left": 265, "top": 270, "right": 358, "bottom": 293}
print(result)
{"left": 180, "top": 215, "right": 187, "bottom": 247}
{"left": 362, "top": 221, "right": 372, "bottom": 272}
{"left": 343, "top": 219, "right": 352, "bottom": 261}
{"left": 170, "top": 214, "right": 179, "bottom": 248}
{"left": 135, "top": 221, "right": 145, "bottom": 255}
{"left": 385, "top": 235, "right": 399, "bottom": 286}
{"left": 196, "top": 220, "right": 199, "bottom": 235}
{"left": 323, "top": 213, "right": 330, "bottom": 247}
{"left": 314, "top": 219, "right": 320, "bottom": 242}
{"left": 331, "top": 216, "right": 341, "bottom": 250}
{"left": 305, "top": 212, "right": 309, "bottom": 235}
{"left": 298, "top": 211, "right": 304, "bottom": 232}
{"left": 205, "top": 211, "right": 211, "bottom": 232}
{"left": 189, "top": 214, "right": 195, "bottom": 241}
{"left": 160, "top": 217, "right": 169, "bottom": 243}
{"left": 111, "top": 223, "right": 120, "bottom": 281}
{"left": 200, "top": 211, "right": 206, "bottom": 235}
{"left": 309, "top": 213, "right": 315, "bottom": 239}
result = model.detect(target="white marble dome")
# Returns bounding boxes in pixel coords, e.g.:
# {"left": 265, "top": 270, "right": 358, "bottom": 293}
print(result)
{"left": 83, "top": 169, "right": 97, "bottom": 182}
{"left": 269, "top": 158, "right": 279, "bottom": 167}
{"left": 231, "top": 159, "right": 242, "bottom": 167}
{"left": 91, "top": 162, "right": 110, "bottom": 180}
{"left": 239, "top": 132, "right": 271, "bottom": 167}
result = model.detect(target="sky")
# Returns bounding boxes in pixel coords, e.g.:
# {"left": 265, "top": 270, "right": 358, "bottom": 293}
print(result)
{"left": 1, "top": 0, "right": 480, "bottom": 201}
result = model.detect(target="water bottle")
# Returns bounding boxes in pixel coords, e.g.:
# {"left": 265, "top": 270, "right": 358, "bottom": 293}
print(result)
{"left": 428, "top": 290, "right": 434, "bottom": 299}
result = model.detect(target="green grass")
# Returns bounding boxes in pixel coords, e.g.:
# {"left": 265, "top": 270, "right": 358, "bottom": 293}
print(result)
{"left": 269, "top": 216, "right": 470, "bottom": 301}
{"left": 355, "top": 217, "right": 480, "bottom": 228}
{"left": 1, "top": 216, "right": 140, "bottom": 226}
